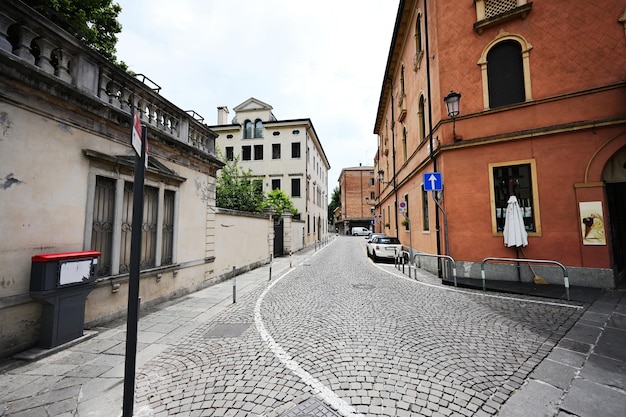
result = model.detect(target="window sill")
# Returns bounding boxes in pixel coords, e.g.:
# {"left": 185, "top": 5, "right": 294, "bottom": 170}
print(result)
{"left": 474, "top": 3, "right": 533, "bottom": 34}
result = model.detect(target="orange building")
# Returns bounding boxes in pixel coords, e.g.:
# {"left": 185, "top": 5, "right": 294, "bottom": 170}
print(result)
{"left": 374, "top": 0, "right": 626, "bottom": 288}
{"left": 336, "top": 166, "right": 376, "bottom": 235}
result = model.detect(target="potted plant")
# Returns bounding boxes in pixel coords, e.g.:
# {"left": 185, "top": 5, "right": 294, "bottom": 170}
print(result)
{"left": 384, "top": 223, "right": 390, "bottom": 228}
{"left": 401, "top": 218, "right": 409, "bottom": 227}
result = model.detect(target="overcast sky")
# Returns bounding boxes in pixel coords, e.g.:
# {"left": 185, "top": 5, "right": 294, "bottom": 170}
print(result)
{"left": 115, "top": 0, "right": 399, "bottom": 193}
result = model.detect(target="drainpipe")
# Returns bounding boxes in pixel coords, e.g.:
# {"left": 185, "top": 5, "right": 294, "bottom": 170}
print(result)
{"left": 388, "top": 78, "right": 399, "bottom": 238}
{"left": 424, "top": 0, "right": 442, "bottom": 276}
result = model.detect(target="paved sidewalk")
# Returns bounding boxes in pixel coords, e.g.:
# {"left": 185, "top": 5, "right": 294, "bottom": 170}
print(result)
{"left": 0, "top": 252, "right": 298, "bottom": 417}
{"left": 497, "top": 290, "right": 626, "bottom": 417}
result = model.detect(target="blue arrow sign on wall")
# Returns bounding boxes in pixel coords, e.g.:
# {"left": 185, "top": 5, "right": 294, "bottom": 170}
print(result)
{"left": 423, "top": 172, "right": 443, "bottom": 191}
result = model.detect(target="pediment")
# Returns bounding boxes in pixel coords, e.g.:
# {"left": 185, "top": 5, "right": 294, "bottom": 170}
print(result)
{"left": 233, "top": 97, "right": 273, "bottom": 112}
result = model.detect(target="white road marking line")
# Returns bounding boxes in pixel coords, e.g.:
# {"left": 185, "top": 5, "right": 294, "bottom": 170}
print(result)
{"left": 254, "top": 244, "right": 363, "bottom": 417}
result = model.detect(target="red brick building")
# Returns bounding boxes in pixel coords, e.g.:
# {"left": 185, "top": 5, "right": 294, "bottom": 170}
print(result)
{"left": 374, "top": 0, "right": 626, "bottom": 287}
{"left": 336, "top": 166, "right": 376, "bottom": 235}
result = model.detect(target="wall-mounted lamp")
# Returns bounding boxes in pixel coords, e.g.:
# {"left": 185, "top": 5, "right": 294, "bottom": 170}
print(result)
{"left": 378, "top": 169, "right": 392, "bottom": 185}
{"left": 444, "top": 90, "right": 461, "bottom": 141}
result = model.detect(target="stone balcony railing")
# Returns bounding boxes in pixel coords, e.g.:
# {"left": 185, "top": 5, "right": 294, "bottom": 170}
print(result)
{"left": 0, "top": 1, "right": 216, "bottom": 157}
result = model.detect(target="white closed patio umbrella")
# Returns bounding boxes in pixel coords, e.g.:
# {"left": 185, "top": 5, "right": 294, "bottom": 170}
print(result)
{"left": 503, "top": 195, "right": 528, "bottom": 248}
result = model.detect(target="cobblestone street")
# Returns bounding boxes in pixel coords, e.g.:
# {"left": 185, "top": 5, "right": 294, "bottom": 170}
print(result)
{"left": 133, "top": 237, "right": 583, "bottom": 416}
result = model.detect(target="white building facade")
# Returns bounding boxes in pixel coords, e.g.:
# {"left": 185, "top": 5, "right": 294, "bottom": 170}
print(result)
{"left": 210, "top": 98, "right": 330, "bottom": 248}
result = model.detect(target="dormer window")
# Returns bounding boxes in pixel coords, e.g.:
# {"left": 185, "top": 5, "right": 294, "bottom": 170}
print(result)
{"left": 254, "top": 119, "right": 263, "bottom": 138}
{"left": 244, "top": 120, "right": 253, "bottom": 138}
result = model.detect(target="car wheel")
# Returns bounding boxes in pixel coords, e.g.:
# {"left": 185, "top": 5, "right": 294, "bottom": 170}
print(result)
{"left": 372, "top": 251, "right": 378, "bottom": 262}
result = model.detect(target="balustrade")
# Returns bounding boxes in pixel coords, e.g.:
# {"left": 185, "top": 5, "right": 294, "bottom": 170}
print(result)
{"left": 0, "top": 2, "right": 215, "bottom": 157}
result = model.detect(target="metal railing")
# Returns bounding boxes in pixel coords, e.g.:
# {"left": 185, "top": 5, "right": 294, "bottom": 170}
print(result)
{"left": 413, "top": 252, "right": 458, "bottom": 287}
{"left": 481, "top": 257, "right": 570, "bottom": 301}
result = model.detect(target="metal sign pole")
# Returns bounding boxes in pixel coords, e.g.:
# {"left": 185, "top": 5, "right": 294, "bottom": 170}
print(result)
{"left": 122, "top": 119, "right": 146, "bottom": 417}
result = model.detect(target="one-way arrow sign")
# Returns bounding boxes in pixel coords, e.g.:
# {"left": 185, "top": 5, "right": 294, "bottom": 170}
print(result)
{"left": 423, "top": 172, "right": 442, "bottom": 191}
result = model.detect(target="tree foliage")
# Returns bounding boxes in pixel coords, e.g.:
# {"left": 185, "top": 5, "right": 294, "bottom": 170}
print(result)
{"left": 24, "top": 0, "right": 122, "bottom": 61}
{"left": 263, "top": 189, "right": 298, "bottom": 218}
{"left": 215, "top": 157, "right": 265, "bottom": 214}
{"left": 328, "top": 186, "right": 340, "bottom": 222}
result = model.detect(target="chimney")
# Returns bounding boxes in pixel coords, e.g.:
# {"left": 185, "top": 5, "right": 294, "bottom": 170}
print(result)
{"left": 217, "top": 106, "right": 229, "bottom": 124}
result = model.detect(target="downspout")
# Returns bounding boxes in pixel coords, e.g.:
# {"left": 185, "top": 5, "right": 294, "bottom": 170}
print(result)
{"left": 388, "top": 78, "right": 399, "bottom": 238}
{"left": 424, "top": 0, "right": 442, "bottom": 276}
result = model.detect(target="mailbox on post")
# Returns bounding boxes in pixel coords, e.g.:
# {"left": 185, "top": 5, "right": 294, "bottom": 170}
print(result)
{"left": 30, "top": 250, "right": 101, "bottom": 348}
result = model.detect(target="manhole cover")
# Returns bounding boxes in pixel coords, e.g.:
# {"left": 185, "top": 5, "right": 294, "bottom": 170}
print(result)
{"left": 352, "top": 284, "right": 376, "bottom": 290}
{"left": 279, "top": 397, "right": 341, "bottom": 416}
{"left": 204, "top": 323, "right": 251, "bottom": 338}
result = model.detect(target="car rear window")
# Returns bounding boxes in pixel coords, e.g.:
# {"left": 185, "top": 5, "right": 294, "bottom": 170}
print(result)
{"left": 378, "top": 237, "right": 400, "bottom": 244}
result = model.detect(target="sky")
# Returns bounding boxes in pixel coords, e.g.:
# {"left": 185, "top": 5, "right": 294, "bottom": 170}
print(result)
{"left": 114, "top": 0, "right": 399, "bottom": 193}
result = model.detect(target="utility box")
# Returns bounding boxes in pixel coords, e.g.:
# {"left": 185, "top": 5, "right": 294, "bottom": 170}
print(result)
{"left": 30, "top": 250, "right": 101, "bottom": 348}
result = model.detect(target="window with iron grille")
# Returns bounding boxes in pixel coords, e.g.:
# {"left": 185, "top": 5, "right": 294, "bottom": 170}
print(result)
{"left": 162, "top": 190, "right": 175, "bottom": 266}
{"left": 485, "top": 0, "right": 517, "bottom": 19}
{"left": 91, "top": 175, "right": 176, "bottom": 277}
{"left": 225, "top": 146, "right": 234, "bottom": 161}
{"left": 92, "top": 176, "right": 115, "bottom": 276}
{"left": 272, "top": 179, "right": 281, "bottom": 190}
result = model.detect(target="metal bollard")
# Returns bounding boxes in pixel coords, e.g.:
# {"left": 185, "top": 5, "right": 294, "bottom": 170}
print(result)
{"left": 232, "top": 266, "right": 236, "bottom": 303}
{"left": 269, "top": 254, "right": 273, "bottom": 281}
{"left": 289, "top": 250, "right": 292, "bottom": 267}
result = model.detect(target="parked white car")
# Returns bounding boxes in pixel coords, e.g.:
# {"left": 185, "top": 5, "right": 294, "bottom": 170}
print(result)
{"left": 366, "top": 236, "right": 402, "bottom": 261}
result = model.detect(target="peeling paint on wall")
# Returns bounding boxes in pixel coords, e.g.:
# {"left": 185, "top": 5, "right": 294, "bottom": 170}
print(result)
{"left": 1, "top": 173, "right": 24, "bottom": 190}
{"left": 0, "top": 276, "right": 16, "bottom": 289}
{"left": 195, "top": 178, "right": 212, "bottom": 202}
{"left": 0, "top": 111, "right": 11, "bottom": 137}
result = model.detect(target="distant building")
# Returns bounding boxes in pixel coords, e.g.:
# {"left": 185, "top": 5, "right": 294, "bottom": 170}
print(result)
{"left": 373, "top": 0, "right": 626, "bottom": 287}
{"left": 336, "top": 166, "right": 376, "bottom": 235}
{"left": 210, "top": 98, "right": 331, "bottom": 247}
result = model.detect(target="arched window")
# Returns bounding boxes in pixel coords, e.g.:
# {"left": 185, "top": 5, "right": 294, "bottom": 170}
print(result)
{"left": 418, "top": 95, "right": 426, "bottom": 143}
{"left": 478, "top": 31, "right": 533, "bottom": 110}
{"left": 487, "top": 40, "right": 525, "bottom": 108}
{"left": 254, "top": 119, "right": 263, "bottom": 138}
{"left": 244, "top": 120, "right": 253, "bottom": 138}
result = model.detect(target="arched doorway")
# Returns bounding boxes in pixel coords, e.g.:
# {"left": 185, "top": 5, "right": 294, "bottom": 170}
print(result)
{"left": 604, "top": 146, "right": 626, "bottom": 283}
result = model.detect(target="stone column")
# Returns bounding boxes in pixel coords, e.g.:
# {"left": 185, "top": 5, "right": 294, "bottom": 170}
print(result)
{"left": 14, "top": 25, "right": 37, "bottom": 65}
{"left": 0, "top": 12, "right": 16, "bottom": 52}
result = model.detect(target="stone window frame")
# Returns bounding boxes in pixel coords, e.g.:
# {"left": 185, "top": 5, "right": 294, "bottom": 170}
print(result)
{"left": 477, "top": 30, "right": 533, "bottom": 110}
{"left": 83, "top": 151, "right": 184, "bottom": 277}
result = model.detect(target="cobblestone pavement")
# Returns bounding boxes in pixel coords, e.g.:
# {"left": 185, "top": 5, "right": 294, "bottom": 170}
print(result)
{"left": 133, "top": 237, "right": 584, "bottom": 416}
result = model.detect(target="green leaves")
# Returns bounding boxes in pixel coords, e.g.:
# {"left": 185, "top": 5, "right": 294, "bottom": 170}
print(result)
{"left": 263, "top": 189, "right": 298, "bottom": 218}
{"left": 24, "top": 0, "right": 122, "bottom": 61}
{"left": 215, "top": 153, "right": 299, "bottom": 217}
{"left": 215, "top": 157, "right": 265, "bottom": 214}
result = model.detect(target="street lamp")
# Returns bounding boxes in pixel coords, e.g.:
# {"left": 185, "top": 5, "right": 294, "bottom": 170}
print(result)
{"left": 378, "top": 169, "right": 392, "bottom": 185}
{"left": 444, "top": 90, "right": 461, "bottom": 141}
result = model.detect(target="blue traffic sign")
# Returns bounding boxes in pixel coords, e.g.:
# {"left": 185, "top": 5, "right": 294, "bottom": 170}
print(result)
{"left": 423, "top": 172, "right": 442, "bottom": 191}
